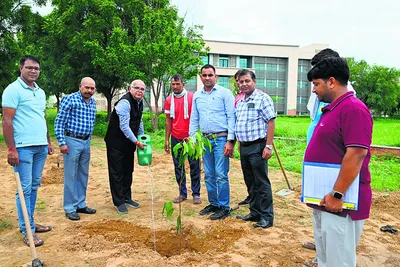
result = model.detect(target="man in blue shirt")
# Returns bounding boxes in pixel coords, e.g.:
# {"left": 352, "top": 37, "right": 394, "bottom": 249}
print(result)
{"left": 2, "top": 55, "right": 54, "bottom": 247}
{"left": 189, "top": 64, "right": 235, "bottom": 220}
{"left": 54, "top": 77, "right": 97, "bottom": 220}
{"left": 234, "top": 69, "right": 276, "bottom": 229}
{"left": 104, "top": 80, "right": 146, "bottom": 214}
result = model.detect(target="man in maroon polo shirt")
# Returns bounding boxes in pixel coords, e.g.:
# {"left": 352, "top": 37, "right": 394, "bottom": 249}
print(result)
{"left": 303, "top": 57, "right": 373, "bottom": 267}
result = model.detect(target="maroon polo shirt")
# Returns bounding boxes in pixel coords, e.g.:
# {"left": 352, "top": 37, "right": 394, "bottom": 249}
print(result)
{"left": 304, "top": 91, "right": 373, "bottom": 220}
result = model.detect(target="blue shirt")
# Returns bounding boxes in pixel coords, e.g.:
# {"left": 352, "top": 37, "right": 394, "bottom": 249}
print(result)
{"left": 1, "top": 77, "right": 48, "bottom": 147}
{"left": 54, "top": 91, "right": 97, "bottom": 146}
{"left": 189, "top": 84, "right": 235, "bottom": 140}
{"left": 115, "top": 99, "right": 144, "bottom": 143}
{"left": 235, "top": 90, "right": 276, "bottom": 142}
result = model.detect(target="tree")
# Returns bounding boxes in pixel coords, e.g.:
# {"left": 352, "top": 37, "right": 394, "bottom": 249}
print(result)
{"left": 0, "top": 0, "right": 46, "bottom": 95}
{"left": 347, "top": 58, "right": 400, "bottom": 116}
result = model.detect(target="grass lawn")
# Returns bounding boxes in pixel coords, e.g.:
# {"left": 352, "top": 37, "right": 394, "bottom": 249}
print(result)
{"left": 1, "top": 111, "right": 399, "bottom": 191}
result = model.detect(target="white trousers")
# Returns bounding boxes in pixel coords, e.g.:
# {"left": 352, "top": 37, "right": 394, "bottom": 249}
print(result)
{"left": 313, "top": 209, "right": 365, "bottom": 267}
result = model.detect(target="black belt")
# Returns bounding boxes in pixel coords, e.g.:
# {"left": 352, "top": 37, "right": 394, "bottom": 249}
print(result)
{"left": 240, "top": 138, "right": 266, "bottom": 147}
{"left": 66, "top": 132, "right": 90, "bottom": 140}
{"left": 202, "top": 131, "right": 228, "bottom": 139}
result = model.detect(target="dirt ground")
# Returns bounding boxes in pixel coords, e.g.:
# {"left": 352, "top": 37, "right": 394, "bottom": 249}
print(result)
{"left": 0, "top": 138, "right": 399, "bottom": 267}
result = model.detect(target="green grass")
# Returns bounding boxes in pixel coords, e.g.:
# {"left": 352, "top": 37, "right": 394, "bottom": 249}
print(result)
{"left": 1, "top": 111, "right": 399, "bottom": 192}
{"left": 0, "top": 219, "right": 12, "bottom": 231}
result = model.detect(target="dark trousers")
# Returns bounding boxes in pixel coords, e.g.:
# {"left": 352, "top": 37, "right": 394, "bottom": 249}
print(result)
{"left": 171, "top": 136, "right": 201, "bottom": 198}
{"left": 106, "top": 142, "right": 135, "bottom": 206}
{"left": 240, "top": 141, "right": 274, "bottom": 221}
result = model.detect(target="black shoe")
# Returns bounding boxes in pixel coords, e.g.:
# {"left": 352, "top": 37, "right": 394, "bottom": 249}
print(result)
{"left": 210, "top": 209, "right": 231, "bottom": 220}
{"left": 77, "top": 207, "right": 96, "bottom": 214}
{"left": 236, "top": 213, "right": 260, "bottom": 222}
{"left": 253, "top": 218, "right": 273, "bottom": 229}
{"left": 115, "top": 204, "right": 128, "bottom": 214}
{"left": 125, "top": 199, "right": 140, "bottom": 208}
{"left": 199, "top": 204, "right": 218, "bottom": 216}
{"left": 66, "top": 212, "right": 80, "bottom": 221}
{"left": 238, "top": 198, "right": 250, "bottom": 206}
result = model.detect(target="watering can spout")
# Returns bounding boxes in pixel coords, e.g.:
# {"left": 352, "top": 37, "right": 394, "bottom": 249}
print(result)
{"left": 137, "top": 134, "right": 152, "bottom": 166}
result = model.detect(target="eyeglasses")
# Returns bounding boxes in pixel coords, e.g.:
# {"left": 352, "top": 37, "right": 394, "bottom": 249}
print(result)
{"left": 201, "top": 74, "right": 214, "bottom": 78}
{"left": 25, "top": 66, "right": 40, "bottom": 71}
{"left": 132, "top": 86, "right": 145, "bottom": 92}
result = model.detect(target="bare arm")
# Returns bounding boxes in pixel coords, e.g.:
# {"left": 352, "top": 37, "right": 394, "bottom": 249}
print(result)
{"left": 321, "top": 146, "right": 368, "bottom": 212}
{"left": 2, "top": 107, "right": 19, "bottom": 166}
{"left": 262, "top": 118, "right": 275, "bottom": 159}
{"left": 164, "top": 115, "right": 172, "bottom": 154}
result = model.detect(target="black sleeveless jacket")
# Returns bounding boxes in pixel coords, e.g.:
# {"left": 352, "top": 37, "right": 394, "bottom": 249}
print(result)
{"left": 104, "top": 92, "right": 143, "bottom": 148}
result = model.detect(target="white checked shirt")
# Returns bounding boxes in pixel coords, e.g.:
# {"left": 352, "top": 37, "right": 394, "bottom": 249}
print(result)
{"left": 235, "top": 90, "right": 276, "bottom": 142}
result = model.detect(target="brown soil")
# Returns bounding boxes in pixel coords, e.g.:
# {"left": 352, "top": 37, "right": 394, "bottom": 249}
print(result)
{"left": 0, "top": 137, "right": 399, "bottom": 267}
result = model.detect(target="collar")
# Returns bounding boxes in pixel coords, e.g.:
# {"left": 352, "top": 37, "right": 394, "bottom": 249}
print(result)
{"left": 17, "top": 77, "right": 39, "bottom": 91}
{"left": 322, "top": 91, "right": 355, "bottom": 113}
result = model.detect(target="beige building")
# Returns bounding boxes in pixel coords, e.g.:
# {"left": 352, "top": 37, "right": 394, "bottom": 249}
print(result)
{"left": 185, "top": 40, "right": 328, "bottom": 115}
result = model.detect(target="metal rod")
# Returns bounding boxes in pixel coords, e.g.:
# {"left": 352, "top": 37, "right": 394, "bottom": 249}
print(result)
{"left": 272, "top": 142, "right": 292, "bottom": 190}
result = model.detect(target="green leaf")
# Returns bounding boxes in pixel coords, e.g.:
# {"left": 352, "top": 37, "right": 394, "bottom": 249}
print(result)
{"left": 162, "top": 201, "right": 174, "bottom": 218}
{"left": 176, "top": 215, "right": 182, "bottom": 233}
{"left": 173, "top": 143, "right": 183, "bottom": 157}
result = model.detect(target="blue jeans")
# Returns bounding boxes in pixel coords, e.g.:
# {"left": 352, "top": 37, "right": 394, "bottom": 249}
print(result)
{"left": 202, "top": 136, "right": 230, "bottom": 210}
{"left": 171, "top": 136, "right": 201, "bottom": 198}
{"left": 15, "top": 145, "right": 48, "bottom": 235}
{"left": 63, "top": 136, "right": 91, "bottom": 213}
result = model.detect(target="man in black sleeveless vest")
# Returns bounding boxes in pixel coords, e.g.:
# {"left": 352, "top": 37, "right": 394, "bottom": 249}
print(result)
{"left": 104, "top": 80, "right": 146, "bottom": 214}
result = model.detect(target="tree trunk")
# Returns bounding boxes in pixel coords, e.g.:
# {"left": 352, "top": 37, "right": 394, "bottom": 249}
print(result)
{"left": 106, "top": 95, "right": 113, "bottom": 121}
{"left": 55, "top": 94, "right": 60, "bottom": 111}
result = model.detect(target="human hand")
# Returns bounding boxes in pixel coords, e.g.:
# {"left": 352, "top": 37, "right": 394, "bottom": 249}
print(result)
{"left": 7, "top": 149, "right": 19, "bottom": 166}
{"left": 164, "top": 141, "right": 170, "bottom": 154}
{"left": 137, "top": 142, "right": 147, "bottom": 150}
{"left": 48, "top": 143, "right": 54, "bottom": 155}
{"left": 320, "top": 193, "right": 344, "bottom": 213}
{"left": 224, "top": 141, "right": 234, "bottom": 157}
{"left": 60, "top": 145, "right": 69, "bottom": 154}
{"left": 262, "top": 147, "right": 273, "bottom": 159}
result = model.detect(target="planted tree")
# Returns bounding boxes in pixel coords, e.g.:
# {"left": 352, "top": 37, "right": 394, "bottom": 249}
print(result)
{"left": 163, "top": 131, "right": 211, "bottom": 234}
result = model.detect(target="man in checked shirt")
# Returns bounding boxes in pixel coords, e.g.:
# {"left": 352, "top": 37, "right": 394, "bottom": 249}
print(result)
{"left": 55, "top": 77, "right": 97, "bottom": 221}
{"left": 234, "top": 69, "right": 276, "bottom": 229}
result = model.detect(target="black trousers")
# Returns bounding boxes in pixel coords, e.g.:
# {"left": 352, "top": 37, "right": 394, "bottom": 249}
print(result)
{"left": 240, "top": 141, "right": 274, "bottom": 221}
{"left": 106, "top": 142, "right": 135, "bottom": 206}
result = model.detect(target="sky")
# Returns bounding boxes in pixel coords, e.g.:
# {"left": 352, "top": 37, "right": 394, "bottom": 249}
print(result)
{"left": 35, "top": 0, "right": 399, "bottom": 68}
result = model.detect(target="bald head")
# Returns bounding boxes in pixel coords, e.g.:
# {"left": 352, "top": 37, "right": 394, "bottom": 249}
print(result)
{"left": 79, "top": 77, "right": 96, "bottom": 102}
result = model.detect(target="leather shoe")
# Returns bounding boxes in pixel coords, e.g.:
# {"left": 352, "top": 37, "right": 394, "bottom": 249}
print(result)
{"left": 236, "top": 214, "right": 260, "bottom": 222}
{"left": 77, "top": 207, "right": 96, "bottom": 214}
{"left": 253, "top": 218, "right": 273, "bottom": 229}
{"left": 66, "top": 212, "right": 80, "bottom": 221}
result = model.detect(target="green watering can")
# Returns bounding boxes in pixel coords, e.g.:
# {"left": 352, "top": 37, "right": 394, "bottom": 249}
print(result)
{"left": 137, "top": 134, "right": 152, "bottom": 166}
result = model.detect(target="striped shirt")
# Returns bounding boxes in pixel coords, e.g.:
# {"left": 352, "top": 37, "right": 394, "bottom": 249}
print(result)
{"left": 55, "top": 91, "right": 96, "bottom": 146}
{"left": 235, "top": 90, "right": 276, "bottom": 142}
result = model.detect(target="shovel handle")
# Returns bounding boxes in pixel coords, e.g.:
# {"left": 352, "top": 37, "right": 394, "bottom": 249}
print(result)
{"left": 272, "top": 142, "right": 293, "bottom": 191}
{"left": 14, "top": 170, "right": 39, "bottom": 259}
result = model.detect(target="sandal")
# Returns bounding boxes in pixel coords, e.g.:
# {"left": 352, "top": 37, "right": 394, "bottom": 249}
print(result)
{"left": 23, "top": 234, "right": 44, "bottom": 247}
{"left": 193, "top": 196, "right": 202, "bottom": 205}
{"left": 380, "top": 225, "right": 398, "bottom": 235}
{"left": 172, "top": 196, "right": 187, "bottom": 204}
{"left": 35, "top": 223, "right": 52, "bottom": 233}
{"left": 302, "top": 241, "right": 316, "bottom": 251}
{"left": 304, "top": 257, "right": 318, "bottom": 267}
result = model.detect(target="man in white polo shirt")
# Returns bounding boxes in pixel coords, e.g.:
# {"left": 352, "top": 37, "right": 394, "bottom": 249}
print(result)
{"left": 2, "top": 55, "right": 54, "bottom": 247}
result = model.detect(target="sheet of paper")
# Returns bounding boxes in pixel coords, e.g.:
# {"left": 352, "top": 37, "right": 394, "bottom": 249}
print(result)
{"left": 301, "top": 162, "right": 359, "bottom": 210}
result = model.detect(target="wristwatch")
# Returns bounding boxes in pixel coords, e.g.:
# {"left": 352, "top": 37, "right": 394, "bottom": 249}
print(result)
{"left": 228, "top": 139, "right": 235, "bottom": 144}
{"left": 265, "top": 144, "right": 273, "bottom": 150}
{"left": 331, "top": 190, "right": 344, "bottom": 200}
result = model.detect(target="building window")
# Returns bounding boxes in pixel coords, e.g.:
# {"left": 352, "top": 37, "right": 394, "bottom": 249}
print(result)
{"left": 240, "top": 58, "right": 248, "bottom": 68}
{"left": 201, "top": 56, "right": 209, "bottom": 65}
{"left": 298, "top": 65, "right": 309, "bottom": 73}
{"left": 255, "top": 63, "right": 265, "bottom": 70}
{"left": 266, "top": 79, "right": 276, "bottom": 88}
{"left": 219, "top": 55, "right": 229, "bottom": 68}
{"left": 185, "top": 77, "right": 197, "bottom": 92}
{"left": 267, "top": 63, "right": 277, "bottom": 71}
{"left": 218, "top": 76, "right": 230, "bottom": 88}
{"left": 297, "top": 81, "right": 309, "bottom": 89}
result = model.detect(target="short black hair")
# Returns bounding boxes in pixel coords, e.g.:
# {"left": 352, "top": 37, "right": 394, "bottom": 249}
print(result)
{"left": 234, "top": 69, "right": 243, "bottom": 80}
{"left": 237, "top": 69, "right": 256, "bottom": 80}
{"left": 20, "top": 55, "right": 40, "bottom": 66}
{"left": 307, "top": 57, "right": 350, "bottom": 85}
{"left": 311, "top": 49, "right": 339, "bottom": 66}
{"left": 200, "top": 64, "right": 216, "bottom": 73}
{"left": 171, "top": 74, "right": 184, "bottom": 83}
